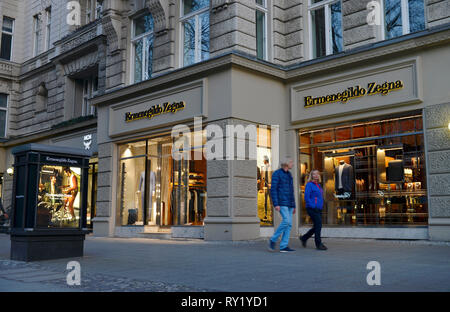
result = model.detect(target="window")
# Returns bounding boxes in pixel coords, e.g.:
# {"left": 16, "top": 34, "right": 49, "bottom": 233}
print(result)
{"left": 45, "top": 7, "right": 52, "bottom": 50}
{"left": 33, "top": 14, "right": 41, "bottom": 57}
{"left": 86, "top": 0, "right": 93, "bottom": 24}
{"left": 82, "top": 76, "right": 98, "bottom": 116}
{"left": 299, "top": 114, "right": 427, "bottom": 226}
{"left": 0, "top": 94, "right": 8, "bottom": 138}
{"left": 132, "top": 13, "right": 154, "bottom": 83}
{"left": 308, "top": 0, "right": 343, "bottom": 59}
{"left": 86, "top": 0, "right": 103, "bottom": 23}
{"left": 255, "top": 0, "right": 268, "bottom": 60}
{"left": 1, "top": 17, "right": 14, "bottom": 60}
{"left": 257, "top": 126, "right": 274, "bottom": 226}
{"left": 384, "top": 0, "right": 425, "bottom": 40}
{"left": 181, "top": 0, "right": 210, "bottom": 66}
{"left": 95, "top": 0, "right": 103, "bottom": 19}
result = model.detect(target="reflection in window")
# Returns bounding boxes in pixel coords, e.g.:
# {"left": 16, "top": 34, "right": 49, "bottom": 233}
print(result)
{"left": 181, "top": 0, "right": 210, "bottom": 66}
{"left": 257, "top": 126, "right": 273, "bottom": 226}
{"left": 385, "top": 0, "right": 425, "bottom": 39}
{"left": 132, "top": 13, "right": 154, "bottom": 83}
{"left": 37, "top": 166, "right": 81, "bottom": 228}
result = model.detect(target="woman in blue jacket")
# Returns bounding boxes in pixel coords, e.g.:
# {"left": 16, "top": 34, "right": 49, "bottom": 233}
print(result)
{"left": 300, "top": 170, "right": 327, "bottom": 250}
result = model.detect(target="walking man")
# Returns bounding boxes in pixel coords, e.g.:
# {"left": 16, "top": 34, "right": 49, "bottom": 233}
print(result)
{"left": 268, "top": 157, "right": 296, "bottom": 253}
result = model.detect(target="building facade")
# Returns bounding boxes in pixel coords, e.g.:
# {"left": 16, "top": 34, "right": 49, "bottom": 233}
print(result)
{"left": 1, "top": 0, "right": 450, "bottom": 241}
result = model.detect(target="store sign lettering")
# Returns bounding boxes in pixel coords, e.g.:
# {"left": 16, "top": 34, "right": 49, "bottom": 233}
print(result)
{"left": 304, "top": 80, "right": 404, "bottom": 108}
{"left": 125, "top": 101, "right": 186, "bottom": 122}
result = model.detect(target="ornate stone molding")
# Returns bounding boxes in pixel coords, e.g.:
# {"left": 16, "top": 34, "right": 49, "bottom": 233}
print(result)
{"left": 212, "top": 0, "right": 230, "bottom": 13}
{"left": 60, "top": 23, "right": 100, "bottom": 54}
{"left": 63, "top": 51, "right": 99, "bottom": 76}
{"left": 146, "top": 0, "right": 168, "bottom": 36}
{"left": 102, "top": 14, "right": 121, "bottom": 54}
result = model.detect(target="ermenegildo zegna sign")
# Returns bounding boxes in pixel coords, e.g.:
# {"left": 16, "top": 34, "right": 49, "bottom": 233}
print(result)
{"left": 125, "top": 101, "right": 185, "bottom": 122}
{"left": 109, "top": 80, "right": 205, "bottom": 137}
{"left": 290, "top": 60, "right": 420, "bottom": 124}
{"left": 304, "top": 80, "right": 404, "bottom": 108}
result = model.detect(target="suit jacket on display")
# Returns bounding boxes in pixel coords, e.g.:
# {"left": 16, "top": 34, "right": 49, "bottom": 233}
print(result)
{"left": 334, "top": 163, "right": 354, "bottom": 192}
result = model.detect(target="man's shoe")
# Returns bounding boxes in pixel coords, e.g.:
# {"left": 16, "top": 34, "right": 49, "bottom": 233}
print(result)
{"left": 316, "top": 244, "right": 327, "bottom": 250}
{"left": 299, "top": 235, "right": 307, "bottom": 248}
{"left": 268, "top": 240, "right": 276, "bottom": 252}
{"left": 280, "top": 247, "right": 295, "bottom": 253}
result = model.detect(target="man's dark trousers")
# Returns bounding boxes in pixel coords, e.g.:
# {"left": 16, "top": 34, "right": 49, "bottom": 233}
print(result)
{"left": 303, "top": 208, "right": 322, "bottom": 247}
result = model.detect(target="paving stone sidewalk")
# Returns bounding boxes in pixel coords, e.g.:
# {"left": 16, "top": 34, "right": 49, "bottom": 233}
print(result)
{"left": 0, "top": 234, "right": 449, "bottom": 292}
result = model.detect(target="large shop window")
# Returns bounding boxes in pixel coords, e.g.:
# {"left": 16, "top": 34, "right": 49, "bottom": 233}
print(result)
{"left": 299, "top": 114, "right": 427, "bottom": 226}
{"left": 309, "top": 0, "right": 343, "bottom": 59}
{"left": 117, "top": 133, "right": 207, "bottom": 227}
{"left": 1, "top": 16, "right": 14, "bottom": 60}
{"left": 132, "top": 13, "right": 154, "bottom": 83}
{"left": 37, "top": 166, "right": 81, "bottom": 228}
{"left": 181, "top": 0, "right": 210, "bottom": 66}
{"left": 384, "top": 0, "right": 425, "bottom": 40}
{"left": 257, "top": 126, "right": 273, "bottom": 226}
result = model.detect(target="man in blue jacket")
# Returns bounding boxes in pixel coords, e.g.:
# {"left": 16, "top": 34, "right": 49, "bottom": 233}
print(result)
{"left": 268, "top": 157, "right": 296, "bottom": 253}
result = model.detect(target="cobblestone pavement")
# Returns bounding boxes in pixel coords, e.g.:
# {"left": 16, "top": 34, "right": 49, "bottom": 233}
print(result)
{"left": 1, "top": 234, "right": 450, "bottom": 292}
{"left": 0, "top": 259, "right": 215, "bottom": 292}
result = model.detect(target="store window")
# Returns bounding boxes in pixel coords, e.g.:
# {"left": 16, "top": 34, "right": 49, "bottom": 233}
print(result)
{"left": 256, "top": 0, "right": 267, "bottom": 60}
{"left": 0, "top": 16, "right": 14, "bottom": 60}
{"left": 117, "top": 133, "right": 207, "bottom": 227}
{"left": 309, "top": 0, "right": 343, "bottom": 59}
{"left": 257, "top": 126, "right": 273, "bottom": 226}
{"left": 87, "top": 160, "right": 98, "bottom": 228}
{"left": 37, "top": 166, "right": 81, "bottom": 228}
{"left": 299, "top": 114, "right": 427, "bottom": 226}
{"left": 0, "top": 93, "right": 8, "bottom": 138}
{"left": 132, "top": 13, "right": 154, "bottom": 83}
{"left": 181, "top": 0, "right": 210, "bottom": 66}
{"left": 384, "top": 0, "right": 425, "bottom": 40}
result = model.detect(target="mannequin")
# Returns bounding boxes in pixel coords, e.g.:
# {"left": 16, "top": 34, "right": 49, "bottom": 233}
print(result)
{"left": 335, "top": 160, "right": 354, "bottom": 194}
{"left": 138, "top": 170, "right": 156, "bottom": 221}
{"left": 260, "top": 156, "right": 272, "bottom": 220}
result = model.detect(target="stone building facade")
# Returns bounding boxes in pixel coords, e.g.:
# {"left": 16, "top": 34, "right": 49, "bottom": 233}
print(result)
{"left": 1, "top": 0, "right": 449, "bottom": 241}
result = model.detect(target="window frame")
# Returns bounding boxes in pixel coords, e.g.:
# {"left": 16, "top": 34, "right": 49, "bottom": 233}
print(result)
{"left": 381, "top": 0, "right": 426, "bottom": 41}
{"left": 45, "top": 7, "right": 52, "bottom": 51}
{"left": 1, "top": 16, "right": 15, "bottom": 61}
{"left": 0, "top": 93, "right": 9, "bottom": 138}
{"left": 33, "top": 14, "right": 41, "bottom": 57}
{"left": 308, "top": 0, "right": 343, "bottom": 59}
{"left": 86, "top": 0, "right": 93, "bottom": 24}
{"left": 255, "top": 0, "right": 268, "bottom": 60}
{"left": 179, "top": 0, "right": 210, "bottom": 67}
{"left": 131, "top": 12, "right": 155, "bottom": 84}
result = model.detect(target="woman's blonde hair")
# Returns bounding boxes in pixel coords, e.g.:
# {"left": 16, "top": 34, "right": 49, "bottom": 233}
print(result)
{"left": 307, "top": 169, "right": 322, "bottom": 183}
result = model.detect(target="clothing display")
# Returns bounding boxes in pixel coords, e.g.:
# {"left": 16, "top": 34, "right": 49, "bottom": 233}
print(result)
{"left": 334, "top": 161, "right": 354, "bottom": 193}
{"left": 138, "top": 170, "right": 156, "bottom": 221}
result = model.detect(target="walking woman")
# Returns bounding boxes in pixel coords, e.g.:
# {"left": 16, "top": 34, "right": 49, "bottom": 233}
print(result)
{"left": 299, "top": 169, "right": 327, "bottom": 250}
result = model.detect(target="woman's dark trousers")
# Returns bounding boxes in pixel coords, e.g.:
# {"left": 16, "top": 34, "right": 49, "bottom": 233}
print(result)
{"left": 303, "top": 208, "right": 322, "bottom": 247}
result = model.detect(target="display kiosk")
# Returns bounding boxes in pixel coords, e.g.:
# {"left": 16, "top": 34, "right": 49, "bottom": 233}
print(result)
{"left": 10, "top": 144, "right": 91, "bottom": 261}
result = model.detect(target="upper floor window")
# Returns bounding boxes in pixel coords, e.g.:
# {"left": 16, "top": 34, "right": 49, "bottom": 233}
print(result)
{"left": 181, "top": 0, "right": 210, "bottom": 66}
{"left": 384, "top": 0, "right": 425, "bottom": 40}
{"left": 45, "top": 7, "right": 52, "bottom": 50}
{"left": 256, "top": 0, "right": 268, "bottom": 60}
{"left": 132, "top": 13, "right": 154, "bottom": 83}
{"left": 33, "top": 14, "right": 42, "bottom": 57}
{"left": 86, "top": 0, "right": 103, "bottom": 24}
{"left": 82, "top": 76, "right": 98, "bottom": 116}
{"left": 308, "top": 0, "right": 343, "bottom": 59}
{"left": 0, "top": 17, "right": 14, "bottom": 61}
{"left": 0, "top": 93, "right": 8, "bottom": 138}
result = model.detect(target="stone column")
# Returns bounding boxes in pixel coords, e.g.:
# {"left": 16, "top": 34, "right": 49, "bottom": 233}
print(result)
{"left": 424, "top": 102, "right": 450, "bottom": 241}
{"left": 204, "top": 119, "right": 260, "bottom": 240}
{"left": 93, "top": 141, "right": 115, "bottom": 236}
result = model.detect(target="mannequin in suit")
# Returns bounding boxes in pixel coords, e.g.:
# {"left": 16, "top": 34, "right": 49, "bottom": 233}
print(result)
{"left": 335, "top": 160, "right": 354, "bottom": 194}
{"left": 139, "top": 171, "right": 156, "bottom": 220}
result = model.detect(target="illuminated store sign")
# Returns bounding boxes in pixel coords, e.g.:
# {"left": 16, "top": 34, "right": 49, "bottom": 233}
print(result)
{"left": 125, "top": 101, "right": 185, "bottom": 122}
{"left": 304, "top": 80, "right": 404, "bottom": 108}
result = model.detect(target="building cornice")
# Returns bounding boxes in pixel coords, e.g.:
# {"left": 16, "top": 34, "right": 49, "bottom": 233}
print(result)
{"left": 0, "top": 118, "right": 97, "bottom": 149}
